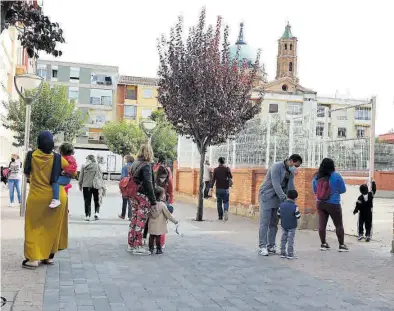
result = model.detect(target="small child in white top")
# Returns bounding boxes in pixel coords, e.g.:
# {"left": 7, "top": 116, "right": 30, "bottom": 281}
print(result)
{"left": 148, "top": 186, "right": 179, "bottom": 254}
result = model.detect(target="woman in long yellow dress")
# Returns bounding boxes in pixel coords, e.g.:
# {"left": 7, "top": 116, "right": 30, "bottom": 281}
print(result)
{"left": 23, "top": 131, "right": 71, "bottom": 269}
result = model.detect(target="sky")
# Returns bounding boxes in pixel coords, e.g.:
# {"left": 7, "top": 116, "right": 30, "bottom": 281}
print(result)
{"left": 41, "top": 0, "right": 393, "bottom": 135}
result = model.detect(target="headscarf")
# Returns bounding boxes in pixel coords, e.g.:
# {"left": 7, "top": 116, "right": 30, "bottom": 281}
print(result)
{"left": 37, "top": 131, "right": 54, "bottom": 154}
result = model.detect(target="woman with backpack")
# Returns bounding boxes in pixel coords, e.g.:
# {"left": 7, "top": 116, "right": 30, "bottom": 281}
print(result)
{"left": 127, "top": 144, "right": 156, "bottom": 255}
{"left": 312, "top": 158, "right": 348, "bottom": 252}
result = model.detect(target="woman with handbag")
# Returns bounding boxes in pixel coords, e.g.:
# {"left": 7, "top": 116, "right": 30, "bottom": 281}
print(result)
{"left": 78, "top": 155, "right": 103, "bottom": 221}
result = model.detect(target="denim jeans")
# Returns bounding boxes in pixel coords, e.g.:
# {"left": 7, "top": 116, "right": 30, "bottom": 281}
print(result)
{"left": 280, "top": 227, "right": 296, "bottom": 256}
{"left": 52, "top": 176, "right": 71, "bottom": 200}
{"left": 216, "top": 188, "right": 229, "bottom": 219}
{"left": 258, "top": 195, "right": 280, "bottom": 249}
{"left": 8, "top": 179, "right": 21, "bottom": 204}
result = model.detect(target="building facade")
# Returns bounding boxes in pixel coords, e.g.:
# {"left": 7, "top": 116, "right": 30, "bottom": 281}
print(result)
{"left": 240, "top": 22, "right": 372, "bottom": 141}
{"left": 116, "top": 75, "right": 160, "bottom": 122}
{"left": 36, "top": 60, "right": 119, "bottom": 149}
{"left": 0, "top": 26, "right": 36, "bottom": 165}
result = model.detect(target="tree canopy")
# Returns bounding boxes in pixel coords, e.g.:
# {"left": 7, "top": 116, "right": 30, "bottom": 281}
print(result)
{"left": 1, "top": 83, "right": 84, "bottom": 148}
{"left": 157, "top": 8, "right": 263, "bottom": 220}
{"left": 102, "top": 121, "right": 146, "bottom": 157}
{"left": 150, "top": 110, "right": 177, "bottom": 162}
{"left": 0, "top": 1, "right": 65, "bottom": 58}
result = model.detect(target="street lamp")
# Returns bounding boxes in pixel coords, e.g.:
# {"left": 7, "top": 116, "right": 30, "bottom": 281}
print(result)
{"left": 14, "top": 73, "right": 44, "bottom": 217}
{"left": 141, "top": 119, "right": 157, "bottom": 144}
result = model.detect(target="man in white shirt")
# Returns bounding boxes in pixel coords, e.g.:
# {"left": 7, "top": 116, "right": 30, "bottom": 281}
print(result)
{"left": 203, "top": 160, "right": 211, "bottom": 198}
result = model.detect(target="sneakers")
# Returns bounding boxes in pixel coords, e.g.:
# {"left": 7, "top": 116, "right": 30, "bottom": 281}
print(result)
{"left": 258, "top": 247, "right": 269, "bottom": 256}
{"left": 162, "top": 244, "right": 166, "bottom": 249}
{"left": 320, "top": 243, "right": 330, "bottom": 251}
{"left": 85, "top": 216, "right": 90, "bottom": 221}
{"left": 339, "top": 244, "right": 349, "bottom": 252}
{"left": 286, "top": 255, "right": 297, "bottom": 260}
{"left": 267, "top": 247, "right": 276, "bottom": 254}
{"left": 118, "top": 214, "right": 125, "bottom": 220}
{"left": 156, "top": 248, "right": 163, "bottom": 255}
{"left": 132, "top": 247, "right": 151, "bottom": 255}
{"left": 224, "top": 211, "right": 229, "bottom": 221}
{"left": 94, "top": 213, "right": 99, "bottom": 220}
{"left": 357, "top": 235, "right": 364, "bottom": 241}
{"left": 49, "top": 199, "right": 61, "bottom": 208}
{"left": 365, "top": 236, "right": 371, "bottom": 242}
{"left": 280, "top": 252, "right": 287, "bottom": 258}
{"left": 218, "top": 216, "right": 223, "bottom": 220}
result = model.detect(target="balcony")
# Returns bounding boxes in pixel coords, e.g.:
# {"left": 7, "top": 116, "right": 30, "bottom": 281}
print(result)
{"left": 76, "top": 132, "right": 105, "bottom": 145}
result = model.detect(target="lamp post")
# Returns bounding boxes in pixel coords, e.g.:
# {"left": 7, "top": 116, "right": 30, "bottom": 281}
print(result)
{"left": 141, "top": 119, "right": 157, "bottom": 144}
{"left": 14, "top": 73, "right": 44, "bottom": 217}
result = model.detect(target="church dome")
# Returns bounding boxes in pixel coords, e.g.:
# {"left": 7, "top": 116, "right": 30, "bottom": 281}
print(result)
{"left": 229, "top": 23, "right": 256, "bottom": 67}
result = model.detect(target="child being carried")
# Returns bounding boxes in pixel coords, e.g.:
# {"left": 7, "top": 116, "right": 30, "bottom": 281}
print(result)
{"left": 49, "top": 143, "right": 77, "bottom": 208}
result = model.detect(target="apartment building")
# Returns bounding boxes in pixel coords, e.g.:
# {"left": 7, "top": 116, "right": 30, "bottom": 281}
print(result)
{"left": 36, "top": 60, "right": 119, "bottom": 149}
{"left": 0, "top": 26, "right": 36, "bottom": 165}
{"left": 116, "top": 75, "right": 160, "bottom": 122}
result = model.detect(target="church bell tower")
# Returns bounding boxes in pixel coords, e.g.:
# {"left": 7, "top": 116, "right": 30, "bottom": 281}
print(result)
{"left": 276, "top": 22, "right": 298, "bottom": 82}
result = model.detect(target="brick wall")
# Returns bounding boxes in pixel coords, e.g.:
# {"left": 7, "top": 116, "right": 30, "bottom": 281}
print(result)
{"left": 173, "top": 164, "right": 317, "bottom": 225}
{"left": 340, "top": 171, "right": 394, "bottom": 191}
{"left": 173, "top": 163, "right": 394, "bottom": 229}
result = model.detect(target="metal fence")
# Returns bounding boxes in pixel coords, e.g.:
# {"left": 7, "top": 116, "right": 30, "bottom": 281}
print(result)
{"left": 177, "top": 97, "right": 394, "bottom": 171}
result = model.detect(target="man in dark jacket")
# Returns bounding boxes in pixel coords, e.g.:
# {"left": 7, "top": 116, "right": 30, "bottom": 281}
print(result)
{"left": 210, "top": 157, "right": 232, "bottom": 221}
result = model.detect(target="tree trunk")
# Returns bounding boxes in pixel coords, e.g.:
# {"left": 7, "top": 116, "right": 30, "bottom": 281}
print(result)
{"left": 196, "top": 149, "right": 206, "bottom": 221}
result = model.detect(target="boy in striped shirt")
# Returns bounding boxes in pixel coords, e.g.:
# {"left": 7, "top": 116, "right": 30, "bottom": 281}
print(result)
{"left": 277, "top": 190, "right": 301, "bottom": 259}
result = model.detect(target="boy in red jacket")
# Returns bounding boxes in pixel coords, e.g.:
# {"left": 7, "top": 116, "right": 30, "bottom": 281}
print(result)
{"left": 49, "top": 143, "right": 77, "bottom": 208}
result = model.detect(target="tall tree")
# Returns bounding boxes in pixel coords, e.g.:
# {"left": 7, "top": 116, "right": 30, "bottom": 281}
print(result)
{"left": 1, "top": 0, "right": 65, "bottom": 58}
{"left": 1, "top": 83, "right": 84, "bottom": 148}
{"left": 103, "top": 121, "right": 146, "bottom": 157}
{"left": 150, "top": 110, "right": 177, "bottom": 162}
{"left": 157, "top": 8, "right": 263, "bottom": 220}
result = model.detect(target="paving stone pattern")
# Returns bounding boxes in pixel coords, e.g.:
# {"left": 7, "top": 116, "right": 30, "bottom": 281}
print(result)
{"left": 40, "top": 218, "right": 393, "bottom": 311}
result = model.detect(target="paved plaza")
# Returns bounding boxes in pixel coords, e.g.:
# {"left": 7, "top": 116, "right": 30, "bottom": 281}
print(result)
{"left": 1, "top": 182, "right": 394, "bottom": 311}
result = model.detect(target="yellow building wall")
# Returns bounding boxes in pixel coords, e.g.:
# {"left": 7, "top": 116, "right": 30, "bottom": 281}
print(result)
{"left": 124, "top": 84, "right": 160, "bottom": 122}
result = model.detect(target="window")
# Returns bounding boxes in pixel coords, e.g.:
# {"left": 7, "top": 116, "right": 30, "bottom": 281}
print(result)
{"left": 356, "top": 126, "right": 366, "bottom": 138}
{"left": 355, "top": 107, "right": 371, "bottom": 120}
{"left": 95, "top": 115, "right": 106, "bottom": 124}
{"left": 37, "top": 65, "right": 47, "bottom": 79}
{"left": 317, "top": 105, "right": 331, "bottom": 118}
{"left": 289, "top": 62, "right": 293, "bottom": 72}
{"left": 91, "top": 73, "right": 113, "bottom": 86}
{"left": 70, "top": 67, "right": 80, "bottom": 83}
{"left": 126, "top": 86, "right": 137, "bottom": 100}
{"left": 338, "top": 127, "right": 347, "bottom": 138}
{"left": 269, "top": 104, "right": 278, "bottom": 113}
{"left": 68, "top": 87, "right": 79, "bottom": 102}
{"left": 52, "top": 69, "right": 58, "bottom": 80}
{"left": 141, "top": 109, "right": 152, "bottom": 119}
{"left": 282, "top": 84, "right": 288, "bottom": 91}
{"left": 90, "top": 89, "right": 112, "bottom": 106}
{"left": 287, "top": 103, "right": 302, "bottom": 115}
{"left": 285, "top": 44, "right": 287, "bottom": 50}
{"left": 290, "top": 44, "right": 293, "bottom": 50}
{"left": 316, "top": 123, "right": 324, "bottom": 136}
{"left": 124, "top": 105, "right": 137, "bottom": 119}
{"left": 142, "top": 89, "right": 153, "bottom": 98}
